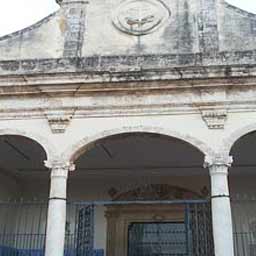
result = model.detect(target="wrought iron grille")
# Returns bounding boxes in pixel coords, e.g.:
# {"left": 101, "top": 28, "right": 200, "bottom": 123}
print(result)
{"left": 76, "top": 205, "right": 94, "bottom": 256}
{"left": 128, "top": 222, "right": 187, "bottom": 256}
{"left": 66, "top": 200, "right": 214, "bottom": 256}
{"left": 0, "top": 201, "right": 47, "bottom": 256}
{"left": 188, "top": 203, "right": 214, "bottom": 256}
{"left": 0, "top": 200, "right": 214, "bottom": 256}
{"left": 232, "top": 198, "right": 256, "bottom": 256}
{"left": 65, "top": 203, "right": 95, "bottom": 256}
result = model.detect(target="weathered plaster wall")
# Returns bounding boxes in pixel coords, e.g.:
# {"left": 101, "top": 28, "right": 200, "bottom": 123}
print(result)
{"left": 219, "top": 2, "right": 256, "bottom": 52}
{"left": 0, "top": 0, "right": 255, "bottom": 69}
{"left": 0, "top": 11, "right": 64, "bottom": 60}
{"left": 0, "top": 1, "right": 255, "bottom": 254}
{"left": 82, "top": 0, "right": 200, "bottom": 56}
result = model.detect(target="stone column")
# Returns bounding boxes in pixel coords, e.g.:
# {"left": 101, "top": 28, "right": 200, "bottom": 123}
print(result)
{"left": 44, "top": 160, "right": 75, "bottom": 256}
{"left": 204, "top": 155, "right": 234, "bottom": 256}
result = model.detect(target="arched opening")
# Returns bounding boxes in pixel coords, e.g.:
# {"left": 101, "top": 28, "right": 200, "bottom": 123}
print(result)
{"left": 0, "top": 135, "right": 49, "bottom": 255}
{"left": 230, "top": 131, "right": 256, "bottom": 256}
{"left": 66, "top": 132, "right": 213, "bottom": 256}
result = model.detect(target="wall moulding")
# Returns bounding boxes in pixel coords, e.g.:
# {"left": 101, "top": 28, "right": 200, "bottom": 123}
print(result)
{"left": 0, "top": 97, "right": 256, "bottom": 122}
{"left": 1, "top": 62, "right": 256, "bottom": 85}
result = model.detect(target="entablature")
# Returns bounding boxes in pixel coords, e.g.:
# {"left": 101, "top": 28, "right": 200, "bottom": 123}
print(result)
{"left": 0, "top": 63, "right": 256, "bottom": 95}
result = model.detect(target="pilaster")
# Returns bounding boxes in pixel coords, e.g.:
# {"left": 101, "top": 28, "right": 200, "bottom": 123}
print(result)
{"left": 58, "top": 0, "right": 88, "bottom": 58}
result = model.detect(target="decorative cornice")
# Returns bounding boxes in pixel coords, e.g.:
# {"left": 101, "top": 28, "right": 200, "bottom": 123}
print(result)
{"left": 0, "top": 89, "right": 255, "bottom": 122}
{"left": 1, "top": 73, "right": 256, "bottom": 94}
{"left": 45, "top": 109, "right": 75, "bottom": 134}
{"left": 202, "top": 109, "right": 227, "bottom": 129}
{"left": 1, "top": 53, "right": 256, "bottom": 77}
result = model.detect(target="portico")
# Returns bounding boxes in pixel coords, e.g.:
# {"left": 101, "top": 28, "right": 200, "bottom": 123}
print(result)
{"left": 39, "top": 132, "right": 233, "bottom": 256}
{"left": 0, "top": 0, "right": 256, "bottom": 255}
{"left": 0, "top": 117, "right": 256, "bottom": 256}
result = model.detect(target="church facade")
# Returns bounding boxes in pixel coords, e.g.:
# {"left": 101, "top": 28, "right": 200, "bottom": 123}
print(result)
{"left": 0, "top": 0, "right": 256, "bottom": 256}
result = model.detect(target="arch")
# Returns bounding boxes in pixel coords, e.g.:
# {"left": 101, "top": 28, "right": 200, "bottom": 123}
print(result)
{"left": 224, "top": 123, "right": 256, "bottom": 154}
{"left": 62, "top": 126, "right": 215, "bottom": 162}
{"left": 0, "top": 128, "right": 56, "bottom": 162}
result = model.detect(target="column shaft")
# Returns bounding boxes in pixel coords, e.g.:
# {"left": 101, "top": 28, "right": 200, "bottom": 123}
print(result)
{"left": 44, "top": 161, "right": 74, "bottom": 256}
{"left": 205, "top": 156, "right": 234, "bottom": 256}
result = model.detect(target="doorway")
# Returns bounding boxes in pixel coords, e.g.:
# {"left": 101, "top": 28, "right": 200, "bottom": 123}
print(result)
{"left": 128, "top": 221, "right": 187, "bottom": 256}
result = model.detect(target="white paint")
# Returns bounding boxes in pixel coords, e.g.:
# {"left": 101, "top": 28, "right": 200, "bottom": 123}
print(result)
{"left": 206, "top": 156, "right": 234, "bottom": 256}
{"left": 44, "top": 162, "right": 72, "bottom": 256}
{"left": 45, "top": 200, "right": 67, "bottom": 256}
{"left": 0, "top": 1, "right": 256, "bottom": 255}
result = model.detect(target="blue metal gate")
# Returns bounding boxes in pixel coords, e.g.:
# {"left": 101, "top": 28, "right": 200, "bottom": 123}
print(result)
{"left": 126, "top": 201, "right": 214, "bottom": 256}
{"left": 188, "top": 202, "right": 214, "bottom": 256}
{"left": 67, "top": 200, "right": 214, "bottom": 256}
{"left": 128, "top": 222, "right": 187, "bottom": 256}
{"left": 0, "top": 200, "right": 214, "bottom": 256}
{"left": 0, "top": 201, "right": 47, "bottom": 256}
{"left": 75, "top": 206, "right": 94, "bottom": 256}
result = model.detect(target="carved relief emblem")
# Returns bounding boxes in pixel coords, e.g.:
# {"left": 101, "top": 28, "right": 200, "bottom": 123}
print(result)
{"left": 109, "top": 184, "right": 203, "bottom": 201}
{"left": 112, "top": 0, "right": 170, "bottom": 36}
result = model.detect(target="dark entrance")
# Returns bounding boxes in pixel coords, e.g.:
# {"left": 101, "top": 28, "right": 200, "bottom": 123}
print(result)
{"left": 69, "top": 200, "right": 214, "bottom": 256}
{"left": 127, "top": 202, "right": 214, "bottom": 256}
{"left": 128, "top": 222, "right": 187, "bottom": 256}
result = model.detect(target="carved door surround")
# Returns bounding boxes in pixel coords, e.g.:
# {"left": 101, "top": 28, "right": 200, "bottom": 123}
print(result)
{"left": 105, "top": 204, "right": 185, "bottom": 256}
{"left": 105, "top": 184, "right": 204, "bottom": 256}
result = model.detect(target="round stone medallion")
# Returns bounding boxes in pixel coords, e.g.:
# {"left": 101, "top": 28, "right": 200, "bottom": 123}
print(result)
{"left": 112, "top": 0, "right": 171, "bottom": 36}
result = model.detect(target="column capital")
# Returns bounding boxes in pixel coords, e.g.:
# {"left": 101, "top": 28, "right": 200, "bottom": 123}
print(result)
{"left": 204, "top": 154, "right": 233, "bottom": 169}
{"left": 44, "top": 160, "right": 75, "bottom": 178}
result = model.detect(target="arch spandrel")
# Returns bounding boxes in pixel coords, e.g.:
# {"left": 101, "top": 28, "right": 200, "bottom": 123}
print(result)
{"left": 62, "top": 126, "right": 215, "bottom": 163}
{"left": 224, "top": 123, "right": 256, "bottom": 155}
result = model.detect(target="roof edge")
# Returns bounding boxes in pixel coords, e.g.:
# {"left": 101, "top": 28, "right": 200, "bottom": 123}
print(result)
{"left": 224, "top": 1, "right": 256, "bottom": 19}
{"left": 0, "top": 10, "right": 60, "bottom": 42}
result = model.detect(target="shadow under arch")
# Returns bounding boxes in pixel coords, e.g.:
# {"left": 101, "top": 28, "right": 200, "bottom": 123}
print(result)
{"left": 224, "top": 123, "right": 256, "bottom": 155}
{"left": 62, "top": 126, "right": 215, "bottom": 162}
{"left": 0, "top": 128, "right": 56, "bottom": 162}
